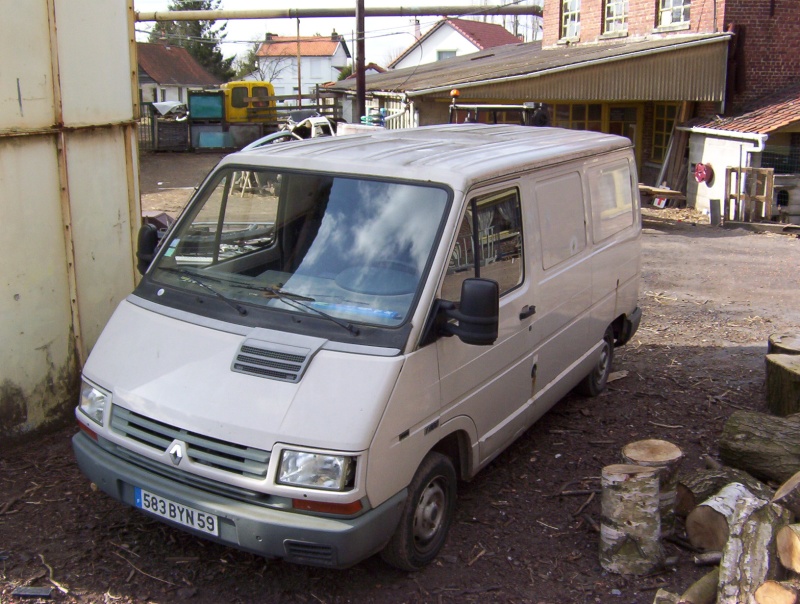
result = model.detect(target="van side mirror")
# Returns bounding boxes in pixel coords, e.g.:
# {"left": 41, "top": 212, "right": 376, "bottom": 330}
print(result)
{"left": 136, "top": 223, "right": 159, "bottom": 275}
{"left": 439, "top": 278, "right": 499, "bottom": 346}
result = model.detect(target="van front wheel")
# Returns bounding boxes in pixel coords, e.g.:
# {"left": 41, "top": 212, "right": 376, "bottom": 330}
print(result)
{"left": 380, "top": 452, "right": 456, "bottom": 571}
{"left": 578, "top": 326, "right": 614, "bottom": 397}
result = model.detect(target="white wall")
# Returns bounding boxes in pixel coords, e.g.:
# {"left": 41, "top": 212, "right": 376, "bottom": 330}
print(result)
{"left": 259, "top": 45, "right": 349, "bottom": 97}
{"left": 392, "top": 24, "right": 480, "bottom": 70}
{"left": 0, "top": 0, "right": 139, "bottom": 439}
{"left": 687, "top": 133, "right": 762, "bottom": 215}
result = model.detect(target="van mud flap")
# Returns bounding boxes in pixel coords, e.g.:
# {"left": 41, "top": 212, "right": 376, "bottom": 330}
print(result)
{"left": 616, "top": 307, "right": 642, "bottom": 347}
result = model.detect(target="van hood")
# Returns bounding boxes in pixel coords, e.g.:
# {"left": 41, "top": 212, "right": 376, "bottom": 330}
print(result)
{"left": 83, "top": 300, "right": 404, "bottom": 452}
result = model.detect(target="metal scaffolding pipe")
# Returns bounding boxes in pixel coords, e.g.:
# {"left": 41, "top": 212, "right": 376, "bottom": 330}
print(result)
{"left": 136, "top": 5, "right": 541, "bottom": 22}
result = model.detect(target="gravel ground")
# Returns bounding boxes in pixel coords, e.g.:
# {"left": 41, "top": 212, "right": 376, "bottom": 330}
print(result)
{"left": 2, "top": 152, "right": 800, "bottom": 603}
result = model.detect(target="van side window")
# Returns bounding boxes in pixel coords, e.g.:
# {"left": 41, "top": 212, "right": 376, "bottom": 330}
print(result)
{"left": 588, "top": 162, "right": 635, "bottom": 242}
{"left": 442, "top": 189, "right": 523, "bottom": 300}
{"left": 535, "top": 172, "right": 586, "bottom": 269}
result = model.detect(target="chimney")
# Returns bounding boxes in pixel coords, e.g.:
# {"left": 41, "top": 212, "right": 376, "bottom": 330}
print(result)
{"left": 265, "top": 33, "right": 273, "bottom": 42}
{"left": 331, "top": 29, "right": 339, "bottom": 41}
{"left": 414, "top": 19, "right": 421, "bottom": 40}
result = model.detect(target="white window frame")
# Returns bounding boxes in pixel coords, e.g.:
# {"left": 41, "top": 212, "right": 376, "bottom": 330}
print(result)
{"left": 659, "top": 0, "right": 690, "bottom": 27}
{"left": 560, "top": 0, "right": 581, "bottom": 40}
{"left": 604, "top": 0, "right": 629, "bottom": 34}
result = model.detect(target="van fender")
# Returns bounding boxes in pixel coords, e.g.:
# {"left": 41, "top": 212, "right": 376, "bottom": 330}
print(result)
{"left": 365, "top": 414, "right": 478, "bottom": 509}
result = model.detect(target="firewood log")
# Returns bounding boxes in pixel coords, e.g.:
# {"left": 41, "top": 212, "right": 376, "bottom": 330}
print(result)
{"left": 676, "top": 467, "right": 774, "bottom": 517}
{"left": 717, "top": 499, "right": 792, "bottom": 603}
{"left": 599, "top": 464, "right": 663, "bottom": 575}
{"left": 777, "top": 525, "right": 800, "bottom": 573}
{"left": 773, "top": 470, "right": 800, "bottom": 519}
{"left": 767, "top": 354, "right": 800, "bottom": 417}
{"left": 653, "top": 589, "right": 681, "bottom": 604}
{"left": 755, "top": 580, "right": 799, "bottom": 604}
{"left": 719, "top": 411, "right": 800, "bottom": 484}
{"left": 677, "top": 567, "right": 719, "bottom": 604}
{"left": 686, "top": 482, "right": 760, "bottom": 551}
{"left": 622, "top": 439, "right": 683, "bottom": 535}
{"left": 768, "top": 334, "right": 800, "bottom": 355}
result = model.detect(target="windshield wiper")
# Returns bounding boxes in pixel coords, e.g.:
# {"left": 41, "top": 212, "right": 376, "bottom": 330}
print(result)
{"left": 158, "top": 267, "right": 248, "bottom": 316}
{"left": 262, "top": 286, "right": 360, "bottom": 336}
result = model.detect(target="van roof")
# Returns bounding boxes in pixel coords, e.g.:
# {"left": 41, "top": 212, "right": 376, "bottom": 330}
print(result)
{"left": 224, "top": 124, "right": 632, "bottom": 190}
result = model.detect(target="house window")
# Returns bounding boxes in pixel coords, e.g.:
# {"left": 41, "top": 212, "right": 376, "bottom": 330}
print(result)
{"left": 178, "top": 88, "right": 183, "bottom": 102}
{"left": 160, "top": 89, "right": 166, "bottom": 102}
{"left": 437, "top": 50, "right": 457, "bottom": 61}
{"left": 659, "top": 0, "right": 690, "bottom": 27}
{"left": 604, "top": 0, "right": 629, "bottom": 34}
{"left": 652, "top": 103, "right": 679, "bottom": 162}
{"left": 561, "top": 0, "right": 581, "bottom": 39}
{"left": 551, "top": 103, "right": 602, "bottom": 131}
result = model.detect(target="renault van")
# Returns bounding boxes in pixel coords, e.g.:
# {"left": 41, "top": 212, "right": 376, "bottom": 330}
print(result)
{"left": 73, "top": 124, "right": 641, "bottom": 570}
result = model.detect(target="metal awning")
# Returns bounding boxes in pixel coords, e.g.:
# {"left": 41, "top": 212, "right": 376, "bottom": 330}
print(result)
{"left": 331, "top": 33, "right": 732, "bottom": 103}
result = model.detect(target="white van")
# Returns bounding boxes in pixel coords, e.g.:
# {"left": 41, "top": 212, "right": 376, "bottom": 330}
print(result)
{"left": 73, "top": 124, "right": 641, "bottom": 570}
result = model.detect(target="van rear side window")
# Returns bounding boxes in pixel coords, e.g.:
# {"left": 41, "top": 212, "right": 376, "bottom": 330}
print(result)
{"left": 588, "top": 162, "right": 634, "bottom": 242}
{"left": 535, "top": 172, "right": 586, "bottom": 269}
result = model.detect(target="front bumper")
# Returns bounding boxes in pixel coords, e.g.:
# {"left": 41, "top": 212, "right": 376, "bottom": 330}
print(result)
{"left": 73, "top": 431, "right": 405, "bottom": 568}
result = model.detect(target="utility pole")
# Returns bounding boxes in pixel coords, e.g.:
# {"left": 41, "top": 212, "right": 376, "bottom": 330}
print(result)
{"left": 356, "top": 0, "right": 365, "bottom": 120}
{"left": 296, "top": 18, "right": 302, "bottom": 107}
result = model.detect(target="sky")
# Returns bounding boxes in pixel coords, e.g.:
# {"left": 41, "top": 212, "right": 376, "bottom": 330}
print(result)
{"left": 133, "top": 0, "right": 543, "bottom": 68}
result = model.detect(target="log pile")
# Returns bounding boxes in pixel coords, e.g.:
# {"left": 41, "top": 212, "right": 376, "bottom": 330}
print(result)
{"left": 650, "top": 412, "right": 800, "bottom": 603}
{"left": 590, "top": 334, "right": 800, "bottom": 601}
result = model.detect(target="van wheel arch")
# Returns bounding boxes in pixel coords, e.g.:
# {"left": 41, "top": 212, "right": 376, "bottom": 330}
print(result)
{"left": 577, "top": 325, "right": 614, "bottom": 397}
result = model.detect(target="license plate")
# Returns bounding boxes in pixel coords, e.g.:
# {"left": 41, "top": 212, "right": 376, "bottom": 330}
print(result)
{"left": 134, "top": 487, "right": 219, "bottom": 536}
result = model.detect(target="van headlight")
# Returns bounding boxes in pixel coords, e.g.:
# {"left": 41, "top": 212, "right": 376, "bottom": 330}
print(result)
{"left": 277, "top": 450, "right": 355, "bottom": 491}
{"left": 79, "top": 381, "right": 109, "bottom": 425}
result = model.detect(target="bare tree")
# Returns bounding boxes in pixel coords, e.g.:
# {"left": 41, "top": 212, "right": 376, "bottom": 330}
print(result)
{"left": 234, "top": 39, "right": 294, "bottom": 82}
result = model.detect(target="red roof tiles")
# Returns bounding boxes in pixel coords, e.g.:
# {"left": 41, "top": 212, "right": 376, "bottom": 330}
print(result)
{"left": 687, "top": 84, "right": 800, "bottom": 134}
{"left": 257, "top": 36, "right": 344, "bottom": 58}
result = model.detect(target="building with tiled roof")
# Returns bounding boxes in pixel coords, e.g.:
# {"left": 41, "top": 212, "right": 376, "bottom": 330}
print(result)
{"left": 137, "top": 42, "right": 222, "bottom": 104}
{"left": 247, "top": 32, "right": 350, "bottom": 100}
{"left": 390, "top": 18, "right": 522, "bottom": 70}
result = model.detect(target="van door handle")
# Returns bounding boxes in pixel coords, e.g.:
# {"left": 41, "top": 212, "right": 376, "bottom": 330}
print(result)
{"left": 519, "top": 305, "right": 536, "bottom": 320}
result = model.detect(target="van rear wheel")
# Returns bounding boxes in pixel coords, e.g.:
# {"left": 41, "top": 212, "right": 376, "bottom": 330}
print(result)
{"left": 578, "top": 326, "right": 614, "bottom": 397}
{"left": 380, "top": 452, "right": 456, "bottom": 571}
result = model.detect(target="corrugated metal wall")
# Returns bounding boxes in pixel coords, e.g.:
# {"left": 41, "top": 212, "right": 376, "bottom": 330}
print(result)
{"left": 0, "top": 0, "right": 140, "bottom": 440}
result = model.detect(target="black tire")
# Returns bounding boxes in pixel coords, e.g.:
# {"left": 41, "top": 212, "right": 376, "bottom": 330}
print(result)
{"left": 380, "top": 452, "right": 457, "bottom": 571}
{"left": 577, "top": 326, "right": 615, "bottom": 397}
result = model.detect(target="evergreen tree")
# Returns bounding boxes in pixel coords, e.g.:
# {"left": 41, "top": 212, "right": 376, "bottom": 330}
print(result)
{"left": 149, "top": 0, "right": 235, "bottom": 82}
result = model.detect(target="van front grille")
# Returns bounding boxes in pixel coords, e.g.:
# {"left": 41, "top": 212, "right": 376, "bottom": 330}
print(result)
{"left": 110, "top": 406, "right": 270, "bottom": 479}
{"left": 231, "top": 338, "right": 312, "bottom": 383}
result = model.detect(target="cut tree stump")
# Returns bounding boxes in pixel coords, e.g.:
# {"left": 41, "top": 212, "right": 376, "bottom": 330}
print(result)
{"left": 768, "top": 334, "right": 800, "bottom": 356}
{"left": 686, "top": 482, "right": 758, "bottom": 551}
{"left": 717, "top": 498, "right": 792, "bottom": 604}
{"left": 755, "top": 580, "right": 799, "bottom": 604}
{"left": 622, "top": 439, "right": 683, "bottom": 535}
{"left": 654, "top": 589, "right": 680, "bottom": 604}
{"left": 777, "top": 525, "right": 800, "bottom": 572}
{"left": 599, "top": 464, "right": 663, "bottom": 575}
{"left": 676, "top": 467, "right": 774, "bottom": 517}
{"left": 767, "top": 355, "right": 800, "bottom": 417}
{"left": 719, "top": 411, "right": 800, "bottom": 484}
{"left": 773, "top": 470, "right": 800, "bottom": 519}
{"left": 678, "top": 567, "right": 719, "bottom": 604}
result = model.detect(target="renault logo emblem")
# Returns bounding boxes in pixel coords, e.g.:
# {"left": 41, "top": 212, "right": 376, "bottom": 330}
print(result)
{"left": 168, "top": 442, "right": 184, "bottom": 466}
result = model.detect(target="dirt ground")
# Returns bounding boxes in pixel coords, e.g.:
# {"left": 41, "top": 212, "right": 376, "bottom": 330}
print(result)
{"left": 3, "top": 151, "right": 800, "bottom": 603}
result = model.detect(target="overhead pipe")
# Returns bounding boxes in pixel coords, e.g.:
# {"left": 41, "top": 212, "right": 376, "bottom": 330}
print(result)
{"left": 135, "top": 6, "right": 541, "bottom": 22}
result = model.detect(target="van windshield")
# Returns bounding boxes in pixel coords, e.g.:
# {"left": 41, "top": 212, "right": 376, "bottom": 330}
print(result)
{"left": 149, "top": 168, "right": 450, "bottom": 328}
